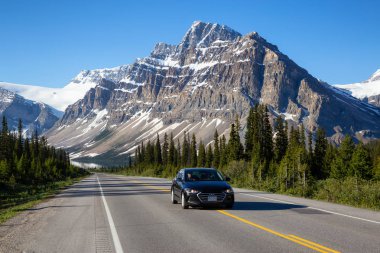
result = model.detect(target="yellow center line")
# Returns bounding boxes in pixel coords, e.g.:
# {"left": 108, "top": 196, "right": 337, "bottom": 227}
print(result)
{"left": 217, "top": 210, "right": 340, "bottom": 253}
{"left": 287, "top": 235, "right": 341, "bottom": 253}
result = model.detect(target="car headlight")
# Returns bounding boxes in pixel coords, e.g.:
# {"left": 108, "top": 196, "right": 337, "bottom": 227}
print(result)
{"left": 225, "top": 188, "right": 234, "bottom": 193}
{"left": 184, "top": 188, "right": 199, "bottom": 194}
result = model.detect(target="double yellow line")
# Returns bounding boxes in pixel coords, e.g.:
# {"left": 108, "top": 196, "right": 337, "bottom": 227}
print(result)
{"left": 130, "top": 180, "right": 340, "bottom": 253}
{"left": 217, "top": 210, "right": 340, "bottom": 253}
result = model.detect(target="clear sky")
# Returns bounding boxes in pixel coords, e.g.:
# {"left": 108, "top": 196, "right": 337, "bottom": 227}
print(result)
{"left": 0, "top": 0, "right": 379, "bottom": 87}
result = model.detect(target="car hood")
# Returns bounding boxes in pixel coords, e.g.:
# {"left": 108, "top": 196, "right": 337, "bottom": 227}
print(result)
{"left": 183, "top": 181, "right": 231, "bottom": 193}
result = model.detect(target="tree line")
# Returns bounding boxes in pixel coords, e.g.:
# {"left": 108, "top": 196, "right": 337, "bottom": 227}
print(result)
{"left": 0, "top": 116, "right": 85, "bottom": 190}
{"left": 126, "top": 104, "right": 380, "bottom": 208}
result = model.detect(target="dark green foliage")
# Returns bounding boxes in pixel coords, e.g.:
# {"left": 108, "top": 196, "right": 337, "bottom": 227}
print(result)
{"left": 154, "top": 134, "right": 162, "bottom": 165}
{"left": 197, "top": 140, "right": 206, "bottom": 167}
{"left": 190, "top": 134, "right": 197, "bottom": 167}
{"left": 312, "top": 128, "right": 328, "bottom": 179}
{"left": 162, "top": 133, "right": 169, "bottom": 166}
{"left": 330, "top": 135, "right": 355, "bottom": 179}
{"left": 0, "top": 117, "right": 84, "bottom": 191}
{"left": 213, "top": 130, "right": 220, "bottom": 168}
{"left": 205, "top": 145, "right": 213, "bottom": 168}
{"left": 274, "top": 116, "right": 287, "bottom": 162}
{"left": 181, "top": 132, "right": 190, "bottom": 166}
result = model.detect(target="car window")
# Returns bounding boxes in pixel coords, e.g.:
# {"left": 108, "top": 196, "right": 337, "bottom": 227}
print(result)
{"left": 185, "top": 170, "right": 224, "bottom": 181}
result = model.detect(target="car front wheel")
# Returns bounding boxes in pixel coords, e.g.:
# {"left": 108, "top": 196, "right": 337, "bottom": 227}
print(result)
{"left": 171, "top": 189, "right": 178, "bottom": 204}
{"left": 181, "top": 192, "right": 188, "bottom": 209}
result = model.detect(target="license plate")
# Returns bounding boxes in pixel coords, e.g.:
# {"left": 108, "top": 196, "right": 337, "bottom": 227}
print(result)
{"left": 208, "top": 195, "right": 217, "bottom": 202}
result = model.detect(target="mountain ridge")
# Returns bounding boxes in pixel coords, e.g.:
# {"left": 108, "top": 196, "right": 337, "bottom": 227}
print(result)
{"left": 2, "top": 21, "right": 378, "bottom": 165}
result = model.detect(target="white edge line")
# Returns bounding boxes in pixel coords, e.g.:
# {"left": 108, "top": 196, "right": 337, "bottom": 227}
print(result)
{"left": 239, "top": 192, "right": 380, "bottom": 225}
{"left": 97, "top": 175, "right": 124, "bottom": 253}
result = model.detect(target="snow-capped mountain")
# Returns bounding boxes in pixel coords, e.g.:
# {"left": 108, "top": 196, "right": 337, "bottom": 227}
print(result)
{"left": 0, "top": 87, "right": 60, "bottom": 135}
{"left": 334, "top": 69, "right": 380, "bottom": 107}
{"left": 44, "top": 21, "right": 380, "bottom": 165}
{"left": 0, "top": 65, "right": 130, "bottom": 111}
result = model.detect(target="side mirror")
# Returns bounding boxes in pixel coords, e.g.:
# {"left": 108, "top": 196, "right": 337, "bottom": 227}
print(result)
{"left": 177, "top": 177, "right": 182, "bottom": 182}
{"left": 225, "top": 177, "right": 231, "bottom": 182}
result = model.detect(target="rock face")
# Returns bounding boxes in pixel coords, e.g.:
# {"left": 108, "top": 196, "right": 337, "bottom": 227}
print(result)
{"left": 45, "top": 21, "right": 380, "bottom": 165}
{"left": 334, "top": 69, "right": 380, "bottom": 108}
{"left": 0, "top": 87, "right": 60, "bottom": 135}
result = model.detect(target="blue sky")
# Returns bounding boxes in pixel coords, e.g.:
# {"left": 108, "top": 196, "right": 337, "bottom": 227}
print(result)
{"left": 0, "top": 0, "right": 379, "bottom": 87}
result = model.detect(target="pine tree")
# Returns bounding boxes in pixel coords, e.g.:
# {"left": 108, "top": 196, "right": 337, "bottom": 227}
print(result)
{"left": 205, "top": 145, "right": 213, "bottom": 168}
{"left": 15, "top": 119, "right": 23, "bottom": 159}
{"left": 162, "top": 133, "right": 169, "bottom": 165}
{"left": 213, "top": 130, "right": 220, "bottom": 168}
{"left": 262, "top": 106, "right": 273, "bottom": 163}
{"left": 228, "top": 116, "right": 243, "bottom": 162}
{"left": 197, "top": 140, "right": 206, "bottom": 167}
{"left": 350, "top": 143, "right": 372, "bottom": 179}
{"left": 154, "top": 134, "right": 162, "bottom": 165}
{"left": 274, "top": 116, "right": 287, "bottom": 162}
{"left": 312, "top": 128, "right": 328, "bottom": 179}
{"left": 219, "top": 135, "right": 227, "bottom": 167}
{"left": 330, "top": 135, "right": 355, "bottom": 179}
{"left": 181, "top": 132, "right": 190, "bottom": 166}
{"left": 190, "top": 133, "right": 197, "bottom": 167}
{"left": 245, "top": 108, "right": 255, "bottom": 160}
{"left": 168, "top": 133, "right": 175, "bottom": 165}
{"left": 175, "top": 139, "right": 181, "bottom": 167}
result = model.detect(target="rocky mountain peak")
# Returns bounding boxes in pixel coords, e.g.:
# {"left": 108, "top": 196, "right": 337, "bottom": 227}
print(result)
{"left": 150, "top": 42, "right": 176, "bottom": 59}
{"left": 179, "top": 21, "right": 241, "bottom": 49}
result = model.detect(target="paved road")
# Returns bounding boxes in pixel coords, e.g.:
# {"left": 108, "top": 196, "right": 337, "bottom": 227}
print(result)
{"left": 1, "top": 173, "right": 379, "bottom": 253}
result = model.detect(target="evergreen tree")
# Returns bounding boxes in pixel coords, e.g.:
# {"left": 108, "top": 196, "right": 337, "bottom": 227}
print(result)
{"left": 181, "top": 132, "right": 190, "bottom": 166}
{"left": 213, "top": 130, "right": 220, "bottom": 168}
{"left": 205, "top": 145, "right": 213, "bottom": 168}
{"left": 330, "top": 135, "right": 355, "bottom": 179}
{"left": 197, "top": 140, "right": 206, "bottom": 167}
{"left": 15, "top": 119, "right": 23, "bottom": 159}
{"left": 162, "top": 133, "right": 169, "bottom": 165}
{"left": 274, "top": 116, "right": 287, "bottom": 162}
{"left": 190, "top": 133, "right": 197, "bottom": 167}
{"left": 350, "top": 143, "right": 372, "bottom": 179}
{"left": 312, "top": 128, "right": 328, "bottom": 179}
{"left": 245, "top": 108, "right": 255, "bottom": 159}
{"left": 168, "top": 133, "right": 175, "bottom": 165}
{"left": 154, "top": 134, "right": 162, "bottom": 165}
{"left": 219, "top": 135, "right": 227, "bottom": 167}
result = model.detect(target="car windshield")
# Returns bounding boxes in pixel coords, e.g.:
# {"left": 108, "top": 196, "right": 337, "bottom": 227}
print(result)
{"left": 185, "top": 169, "right": 224, "bottom": 181}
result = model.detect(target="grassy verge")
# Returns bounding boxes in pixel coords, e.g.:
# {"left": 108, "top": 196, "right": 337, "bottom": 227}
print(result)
{"left": 0, "top": 176, "right": 89, "bottom": 224}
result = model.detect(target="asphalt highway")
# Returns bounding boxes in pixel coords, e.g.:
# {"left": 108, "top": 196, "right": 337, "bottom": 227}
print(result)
{"left": 0, "top": 173, "right": 379, "bottom": 253}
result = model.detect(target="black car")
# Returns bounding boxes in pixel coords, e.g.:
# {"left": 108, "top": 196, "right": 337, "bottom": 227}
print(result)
{"left": 171, "top": 168, "right": 234, "bottom": 209}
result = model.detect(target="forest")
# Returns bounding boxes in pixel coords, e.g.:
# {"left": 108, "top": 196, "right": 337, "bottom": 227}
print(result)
{"left": 118, "top": 104, "right": 380, "bottom": 209}
{"left": 0, "top": 116, "right": 88, "bottom": 212}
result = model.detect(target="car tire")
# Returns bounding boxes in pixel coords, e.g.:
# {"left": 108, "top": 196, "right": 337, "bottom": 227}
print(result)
{"left": 171, "top": 189, "right": 178, "bottom": 204}
{"left": 181, "top": 192, "right": 189, "bottom": 209}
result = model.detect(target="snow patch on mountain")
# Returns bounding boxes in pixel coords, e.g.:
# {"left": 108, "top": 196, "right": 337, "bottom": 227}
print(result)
{"left": 333, "top": 69, "right": 380, "bottom": 99}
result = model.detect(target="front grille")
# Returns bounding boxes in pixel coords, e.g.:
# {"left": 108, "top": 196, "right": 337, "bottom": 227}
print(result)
{"left": 197, "top": 193, "right": 226, "bottom": 203}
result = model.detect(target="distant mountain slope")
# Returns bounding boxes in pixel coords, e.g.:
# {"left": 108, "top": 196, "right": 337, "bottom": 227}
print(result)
{"left": 334, "top": 69, "right": 380, "bottom": 107}
{"left": 0, "top": 87, "right": 60, "bottom": 135}
{"left": 44, "top": 21, "right": 380, "bottom": 165}
{"left": 0, "top": 65, "right": 130, "bottom": 111}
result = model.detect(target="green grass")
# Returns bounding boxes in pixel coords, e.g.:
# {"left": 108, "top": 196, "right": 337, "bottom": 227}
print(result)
{"left": 0, "top": 176, "right": 88, "bottom": 224}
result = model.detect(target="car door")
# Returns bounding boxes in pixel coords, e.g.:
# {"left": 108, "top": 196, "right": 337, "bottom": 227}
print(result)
{"left": 173, "top": 170, "right": 183, "bottom": 198}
